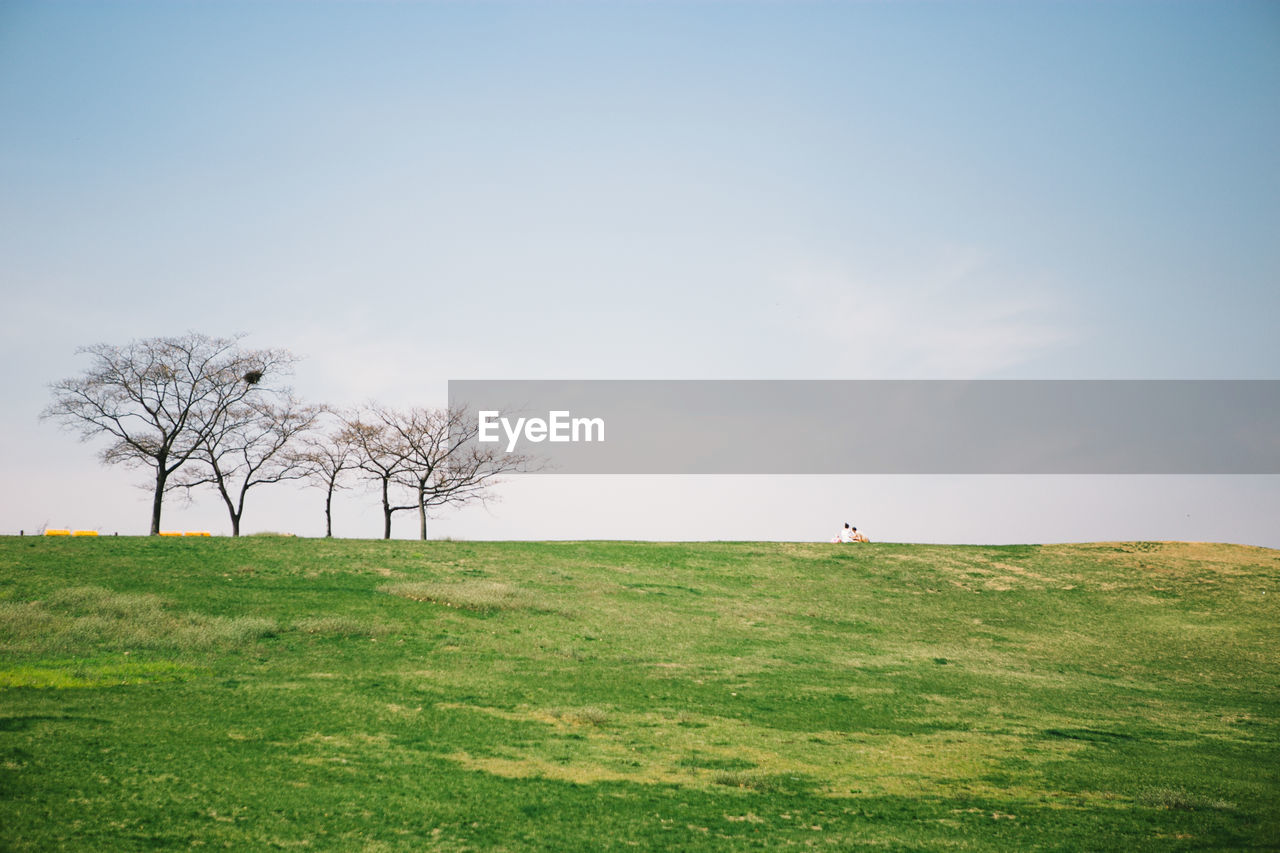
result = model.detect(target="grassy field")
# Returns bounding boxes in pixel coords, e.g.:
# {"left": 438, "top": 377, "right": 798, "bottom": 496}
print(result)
{"left": 1, "top": 536, "right": 1277, "bottom": 851}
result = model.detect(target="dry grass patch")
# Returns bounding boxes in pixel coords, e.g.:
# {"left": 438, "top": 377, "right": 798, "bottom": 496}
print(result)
{"left": 292, "top": 615, "right": 386, "bottom": 637}
{"left": 711, "top": 770, "right": 813, "bottom": 794}
{"left": 1046, "top": 542, "right": 1280, "bottom": 582}
{"left": 1136, "top": 787, "right": 1236, "bottom": 812}
{"left": 557, "top": 706, "right": 611, "bottom": 727}
{"left": 436, "top": 703, "right": 1092, "bottom": 800}
{"left": 0, "top": 586, "right": 277, "bottom": 654}
{"left": 379, "top": 580, "right": 560, "bottom": 614}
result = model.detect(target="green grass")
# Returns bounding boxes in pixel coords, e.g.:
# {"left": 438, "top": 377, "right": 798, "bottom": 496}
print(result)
{"left": 1, "top": 536, "right": 1277, "bottom": 850}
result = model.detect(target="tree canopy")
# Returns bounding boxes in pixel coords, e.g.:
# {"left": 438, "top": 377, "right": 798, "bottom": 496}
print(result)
{"left": 44, "top": 333, "right": 296, "bottom": 535}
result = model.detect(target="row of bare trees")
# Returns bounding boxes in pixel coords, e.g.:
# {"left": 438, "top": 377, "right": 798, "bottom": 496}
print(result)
{"left": 43, "top": 333, "right": 529, "bottom": 538}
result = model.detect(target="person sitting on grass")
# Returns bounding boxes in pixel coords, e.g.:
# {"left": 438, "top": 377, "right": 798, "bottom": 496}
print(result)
{"left": 851, "top": 526, "right": 869, "bottom": 543}
{"left": 838, "top": 523, "right": 854, "bottom": 543}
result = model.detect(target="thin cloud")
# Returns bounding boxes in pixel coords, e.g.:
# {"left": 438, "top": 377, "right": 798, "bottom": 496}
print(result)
{"left": 781, "top": 248, "right": 1077, "bottom": 378}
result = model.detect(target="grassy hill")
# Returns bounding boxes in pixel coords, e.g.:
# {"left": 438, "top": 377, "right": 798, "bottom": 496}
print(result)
{"left": 1, "top": 536, "right": 1277, "bottom": 850}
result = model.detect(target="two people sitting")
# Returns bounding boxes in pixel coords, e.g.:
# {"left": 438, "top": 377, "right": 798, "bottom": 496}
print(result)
{"left": 836, "top": 522, "right": 869, "bottom": 543}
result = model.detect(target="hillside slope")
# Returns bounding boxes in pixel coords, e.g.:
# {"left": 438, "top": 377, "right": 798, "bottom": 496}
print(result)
{"left": 2, "top": 537, "right": 1277, "bottom": 850}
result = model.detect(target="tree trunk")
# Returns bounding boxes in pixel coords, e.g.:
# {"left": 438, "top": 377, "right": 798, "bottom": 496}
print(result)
{"left": 381, "top": 477, "right": 392, "bottom": 540}
{"left": 418, "top": 483, "right": 428, "bottom": 541}
{"left": 150, "top": 467, "right": 166, "bottom": 536}
{"left": 324, "top": 490, "right": 333, "bottom": 538}
{"left": 215, "top": 478, "right": 240, "bottom": 537}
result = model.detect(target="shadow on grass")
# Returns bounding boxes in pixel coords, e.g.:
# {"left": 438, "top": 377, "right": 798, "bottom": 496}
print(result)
{"left": 0, "top": 714, "right": 107, "bottom": 732}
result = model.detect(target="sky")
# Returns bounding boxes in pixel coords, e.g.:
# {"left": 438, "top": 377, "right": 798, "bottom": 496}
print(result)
{"left": 2, "top": 1, "right": 1278, "bottom": 546}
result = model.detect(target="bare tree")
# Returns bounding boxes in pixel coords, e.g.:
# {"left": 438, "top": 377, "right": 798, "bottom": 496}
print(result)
{"left": 343, "top": 404, "right": 533, "bottom": 540}
{"left": 388, "top": 406, "right": 533, "bottom": 540}
{"left": 342, "top": 406, "right": 415, "bottom": 539}
{"left": 43, "top": 333, "right": 296, "bottom": 535}
{"left": 173, "top": 393, "right": 321, "bottom": 536}
{"left": 294, "top": 415, "right": 358, "bottom": 538}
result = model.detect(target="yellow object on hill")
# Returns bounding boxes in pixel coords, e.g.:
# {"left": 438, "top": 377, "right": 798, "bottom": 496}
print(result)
{"left": 183, "top": 531, "right": 212, "bottom": 537}
{"left": 72, "top": 530, "right": 99, "bottom": 537}
{"left": 44, "top": 529, "right": 71, "bottom": 536}
{"left": 158, "top": 531, "right": 182, "bottom": 537}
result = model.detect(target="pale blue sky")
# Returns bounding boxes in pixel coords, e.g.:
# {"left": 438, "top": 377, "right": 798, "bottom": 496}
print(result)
{"left": 3, "top": 1, "right": 1278, "bottom": 544}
